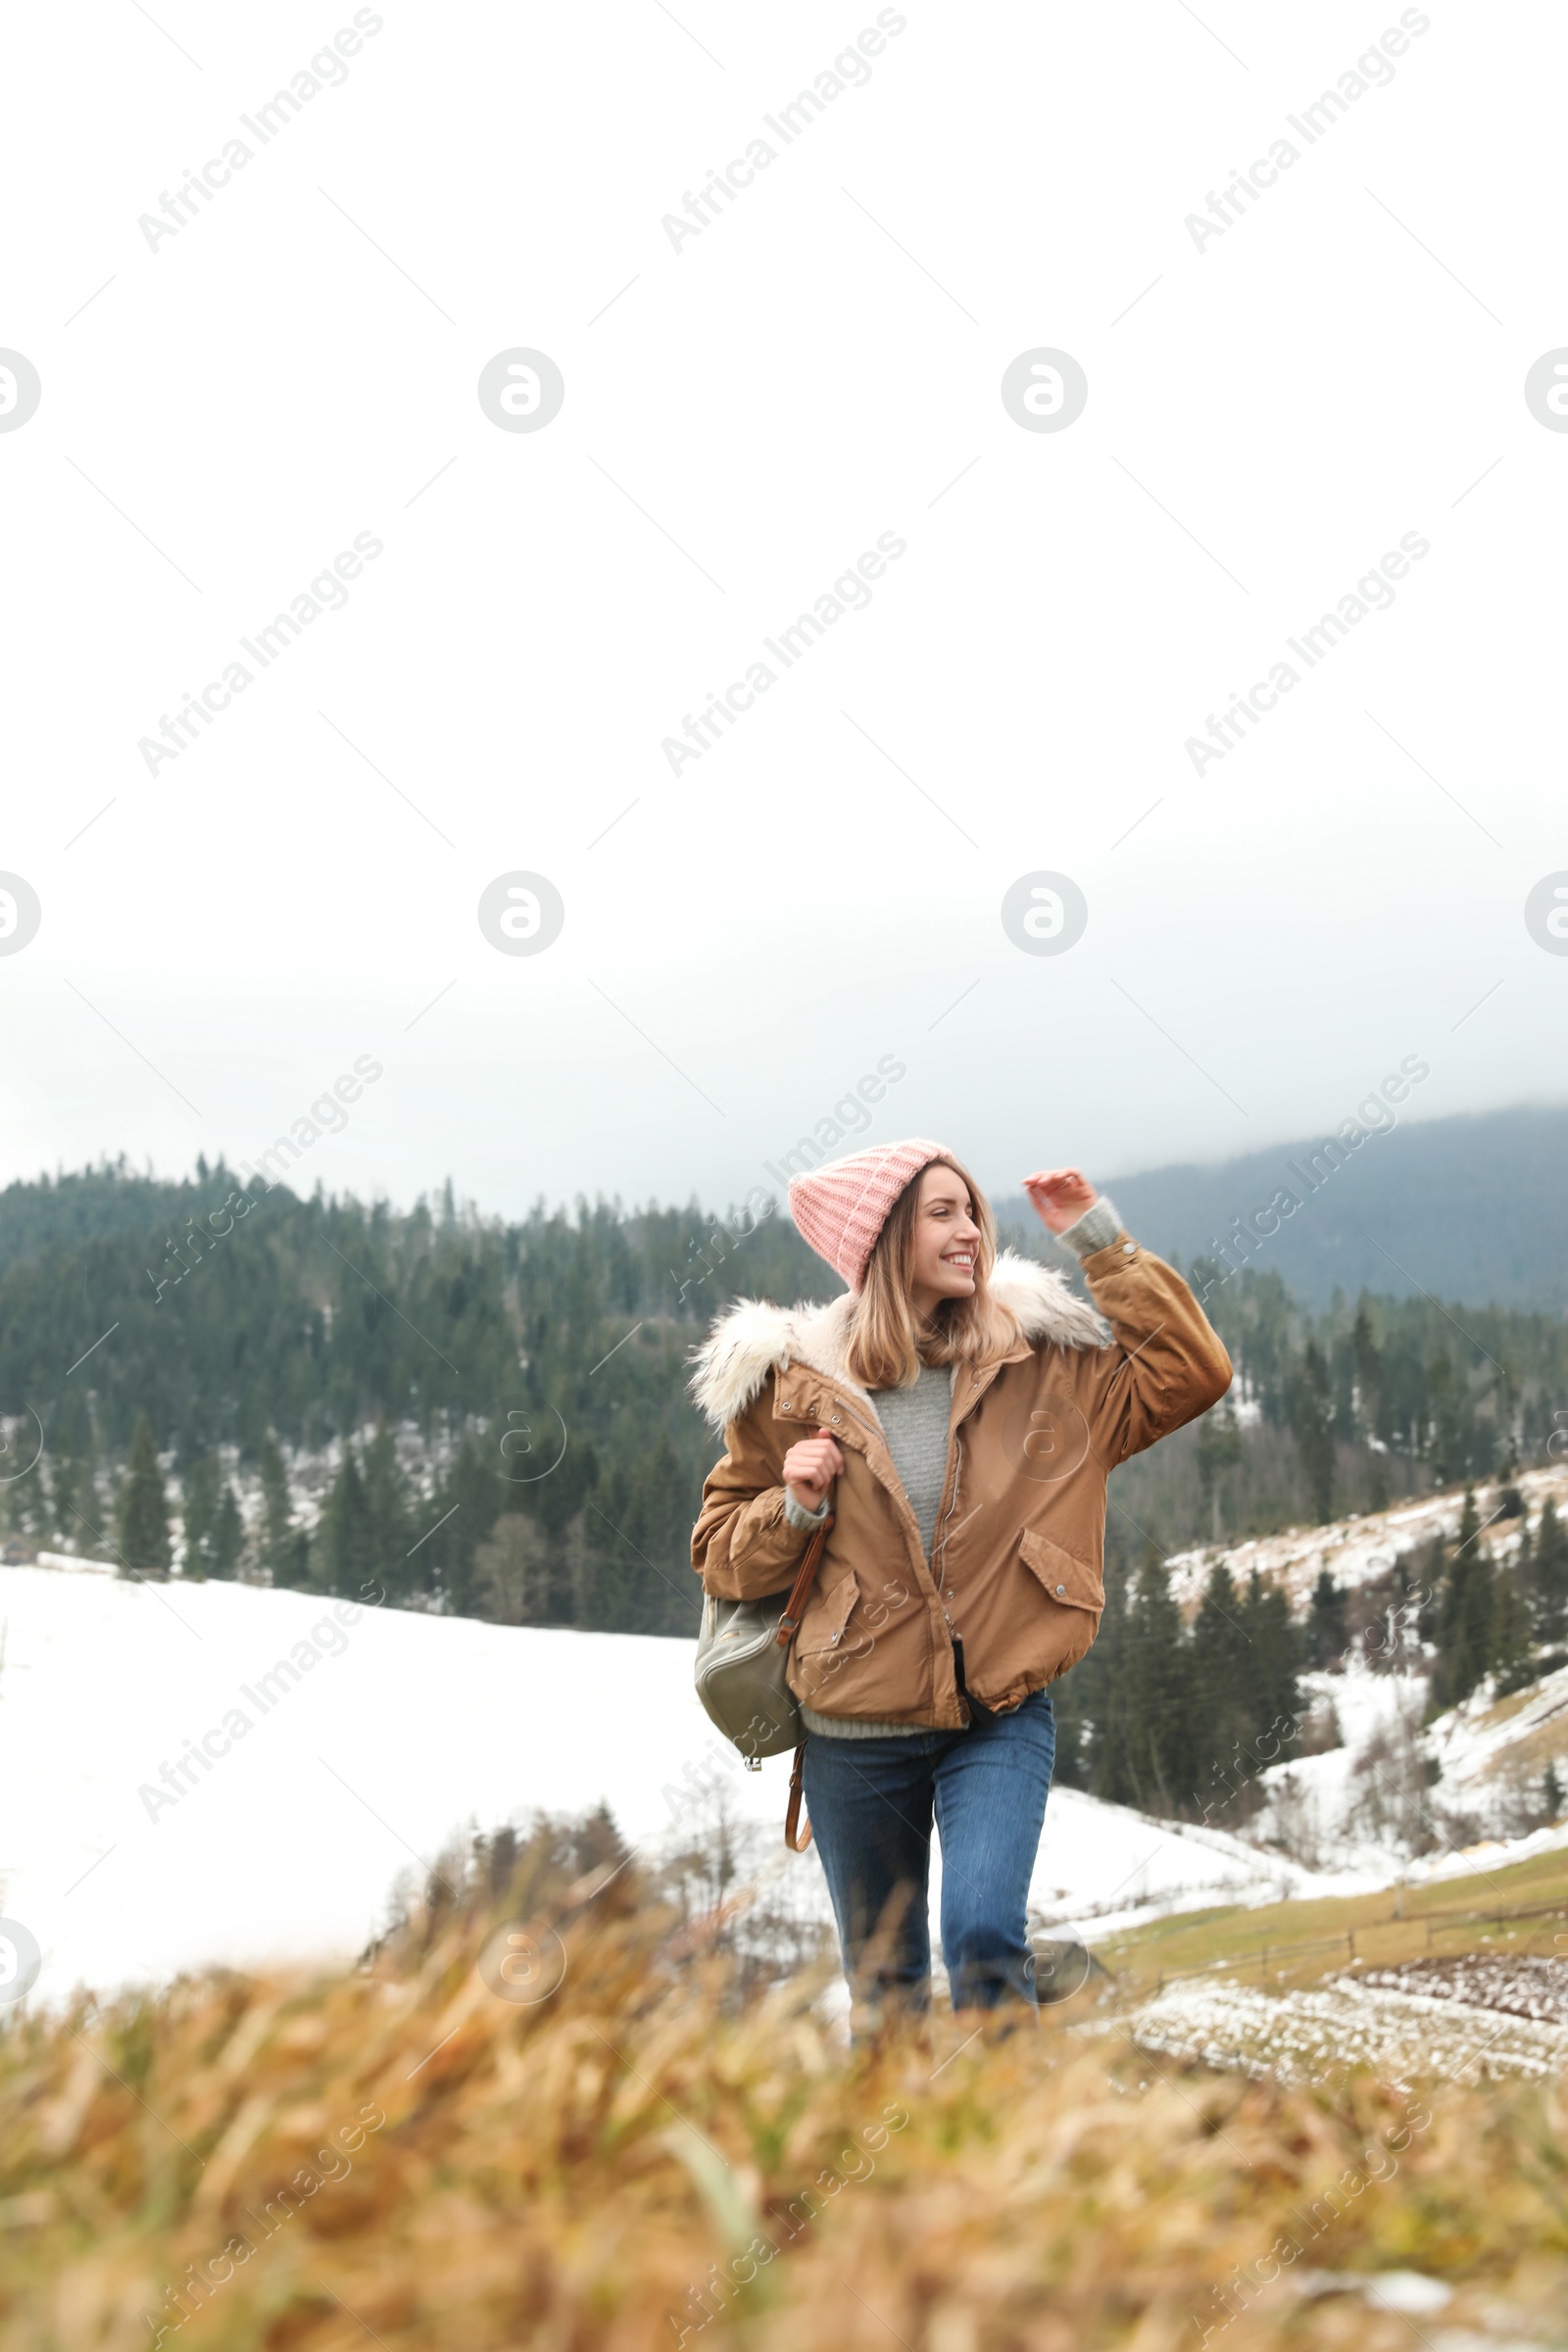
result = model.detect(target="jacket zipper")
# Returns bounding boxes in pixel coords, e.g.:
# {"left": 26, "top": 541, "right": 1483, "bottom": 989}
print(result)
{"left": 933, "top": 1421, "right": 963, "bottom": 1597}
{"left": 934, "top": 1372, "right": 1001, "bottom": 1721}
{"left": 932, "top": 1420, "right": 967, "bottom": 1719}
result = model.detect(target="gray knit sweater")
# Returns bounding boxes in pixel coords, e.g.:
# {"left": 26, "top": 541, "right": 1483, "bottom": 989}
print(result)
{"left": 784, "top": 1197, "right": 1122, "bottom": 1739}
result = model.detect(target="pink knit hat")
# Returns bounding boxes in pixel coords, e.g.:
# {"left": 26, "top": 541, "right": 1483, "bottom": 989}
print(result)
{"left": 788, "top": 1139, "right": 956, "bottom": 1295}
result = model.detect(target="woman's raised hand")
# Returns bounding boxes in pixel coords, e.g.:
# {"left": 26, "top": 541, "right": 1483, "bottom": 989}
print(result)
{"left": 783, "top": 1428, "right": 844, "bottom": 1511}
{"left": 1021, "top": 1167, "right": 1099, "bottom": 1235}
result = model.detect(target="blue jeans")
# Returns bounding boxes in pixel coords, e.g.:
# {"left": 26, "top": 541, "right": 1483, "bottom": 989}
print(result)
{"left": 802, "top": 1688, "right": 1056, "bottom": 2016}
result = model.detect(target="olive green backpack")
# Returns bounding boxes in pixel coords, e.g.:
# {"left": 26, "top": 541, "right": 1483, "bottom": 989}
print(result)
{"left": 693, "top": 1509, "right": 833, "bottom": 1849}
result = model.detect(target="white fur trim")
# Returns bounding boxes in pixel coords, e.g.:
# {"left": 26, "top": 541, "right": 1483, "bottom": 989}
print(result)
{"left": 687, "top": 1249, "right": 1109, "bottom": 1431}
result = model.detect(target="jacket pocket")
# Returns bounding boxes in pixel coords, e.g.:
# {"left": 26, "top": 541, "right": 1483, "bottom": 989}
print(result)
{"left": 1018, "top": 1529, "right": 1102, "bottom": 1612}
{"left": 1017, "top": 1530, "right": 1103, "bottom": 1678}
{"left": 792, "top": 1574, "right": 861, "bottom": 1694}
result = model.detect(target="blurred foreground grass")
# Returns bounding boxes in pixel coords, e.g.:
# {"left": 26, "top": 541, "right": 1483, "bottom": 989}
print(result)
{"left": 3, "top": 1820, "right": 1567, "bottom": 2352}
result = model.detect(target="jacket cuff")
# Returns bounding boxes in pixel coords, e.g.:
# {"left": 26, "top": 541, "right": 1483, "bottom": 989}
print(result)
{"left": 783, "top": 1488, "right": 831, "bottom": 1533}
{"left": 1057, "top": 1195, "right": 1122, "bottom": 1260}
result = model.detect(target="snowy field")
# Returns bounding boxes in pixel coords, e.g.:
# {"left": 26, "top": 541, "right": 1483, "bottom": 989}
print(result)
{"left": 0, "top": 1565, "right": 1324, "bottom": 2003}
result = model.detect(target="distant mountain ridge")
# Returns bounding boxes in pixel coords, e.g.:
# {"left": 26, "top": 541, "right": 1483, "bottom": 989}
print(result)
{"left": 998, "top": 1103, "right": 1567, "bottom": 1310}
{"left": 3, "top": 1102, "right": 1563, "bottom": 1312}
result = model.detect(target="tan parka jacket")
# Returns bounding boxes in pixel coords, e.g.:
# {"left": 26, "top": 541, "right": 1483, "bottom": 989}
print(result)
{"left": 690, "top": 1232, "right": 1232, "bottom": 1730}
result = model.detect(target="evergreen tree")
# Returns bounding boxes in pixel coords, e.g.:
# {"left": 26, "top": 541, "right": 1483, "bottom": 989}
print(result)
{"left": 360, "top": 1424, "right": 413, "bottom": 1597}
{"left": 1195, "top": 1400, "right": 1243, "bottom": 1543}
{"left": 1329, "top": 1325, "right": 1356, "bottom": 1443}
{"left": 417, "top": 1433, "right": 506, "bottom": 1614}
{"left": 1289, "top": 1342, "right": 1335, "bottom": 1523}
{"left": 1364, "top": 1446, "right": 1391, "bottom": 1514}
{"left": 1439, "top": 1501, "right": 1495, "bottom": 1707}
{"left": 1535, "top": 1499, "right": 1568, "bottom": 1642}
{"left": 258, "top": 1433, "right": 309, "bottom": 1587}
{"left": 46, "top": 1403, "right": 96, "bottom": 1550}
{"left": 211, "top": 1482, "right": 244, "bottom": 1579}
{"left": 1427, "top": 1352, "right": 1469, "bottom": 1489}
{"left": 1307, "top": 1569, "right": 1348, "bottom": 1668}
{"left": 1492, "top": 1368, "right": 1521, "bottom": 1478}
{"left": 1415, "top": 1533, "right": 1447, "bottom": 1646}
{"left": 1512, "top": 1515, "right": 1536, "bottom": 1625}
{"left": 559, "top": 1509, "right": 592, "bottom": 1629}
{"left": 578, "top": 1438, "right": 693, "bottom": 1637}
{"left": 1057, "top": 1553, "right": 1130, "bottom": 1797}
{"left": 1490, "top": 1563, "right": 1534, "bottom": 1696}
{"left": 1190, "top": 1564, "right": 1253, "bottom": 1806}
{"left": 1121, "top": 1549, "right": 1198, "bottom": 1814}
{"left": 118, "top": 1412, "right": 171, "bottom": 1574}
{"left": 314, "top": 1450, "right": 377, "bottom": 1597}
{"left": 259, "top": 1432, "right": 289, "bottom": 1550}
{"left": 180, "top": 1453, "right": 219, "bottom": 1575}
{"left": 1242, "top": 1569, "right": 1302, "bottom": 1740}
{"left": 1351, "top": 1303, "right": 1385, "bottom": 1442}
{"left": 1352, "top": 1301, "right": 1393, "bottom": 1510}
{"left": 1050, "top": 1657, "right": 1090, "bottom": 1787}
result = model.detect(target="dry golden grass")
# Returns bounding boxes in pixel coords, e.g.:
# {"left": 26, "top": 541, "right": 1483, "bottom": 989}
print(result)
{"left": 4, "top": 1829, "right": 1568, "bottom": 2352}
{"left": 1097, "top": 1840, "right": 1568, "bottom": 1997}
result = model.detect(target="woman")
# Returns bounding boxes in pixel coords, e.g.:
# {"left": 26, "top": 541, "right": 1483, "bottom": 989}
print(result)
{"left": 690, "top": 1140, "right": 1231, "bottom": 2023}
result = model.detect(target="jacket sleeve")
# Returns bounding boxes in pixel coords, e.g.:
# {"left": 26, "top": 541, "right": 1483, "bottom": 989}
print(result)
{"left": 691, "top": 1377, "right": 814, "bottom": 1600}
{"left": 1074, "top": 1230, "right": 1232, "bottom": 1465}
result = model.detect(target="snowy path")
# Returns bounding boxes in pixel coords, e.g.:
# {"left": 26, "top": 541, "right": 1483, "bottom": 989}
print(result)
{"left": 1128, "top": 1973, "right": 1568, "bottom": 2086}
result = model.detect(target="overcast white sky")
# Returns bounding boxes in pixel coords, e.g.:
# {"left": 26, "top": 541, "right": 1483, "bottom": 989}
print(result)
{"left": 2, "top": 0, "right": 1564, "bottom": 1222}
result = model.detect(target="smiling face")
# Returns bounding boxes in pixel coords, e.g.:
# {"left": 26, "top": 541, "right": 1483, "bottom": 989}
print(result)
{"left": 906, "top": 1161, "right": 982, "bottom": 1321}
{"left": 849, "top": 1150, "right": 1004, "bottom": 1390}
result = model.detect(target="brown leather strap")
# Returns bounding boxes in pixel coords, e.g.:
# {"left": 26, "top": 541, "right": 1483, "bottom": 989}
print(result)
{"left": 775, "top": 1510, "right": 833, "bottom": 1645}
{"left": 778, "top": 1494, "right": 833, "bottom": 1850}
{"left": 785, "top": 1740, "right": 812, "bottom": 1850}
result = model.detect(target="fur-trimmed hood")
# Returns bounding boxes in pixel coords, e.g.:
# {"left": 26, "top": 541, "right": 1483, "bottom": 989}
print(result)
{"left": 688, "top": 1248, "right": 1110, "bottom": 1431}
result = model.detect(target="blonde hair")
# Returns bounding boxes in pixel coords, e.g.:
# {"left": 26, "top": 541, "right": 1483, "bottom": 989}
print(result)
{"left": 845, "top": 1156, "right": 1021, "bottom": 1391}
